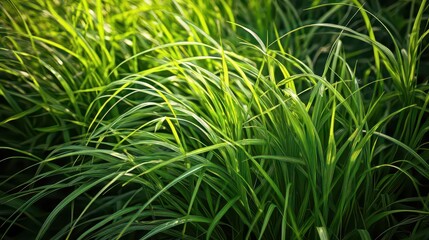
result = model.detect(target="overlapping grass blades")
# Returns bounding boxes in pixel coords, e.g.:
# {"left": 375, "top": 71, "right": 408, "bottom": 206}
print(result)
{"left": 1, "top": 0, "right": 428, "bottom": 239}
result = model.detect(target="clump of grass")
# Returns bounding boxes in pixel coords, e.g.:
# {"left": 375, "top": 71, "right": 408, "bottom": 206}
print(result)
{"left": 1, "top": 0, "right": 428, "bottom": 239}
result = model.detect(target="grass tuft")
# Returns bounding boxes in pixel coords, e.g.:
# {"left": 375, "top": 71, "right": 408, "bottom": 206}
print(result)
{"left": 1, "top": 0, "right": 428, "bottom": 239}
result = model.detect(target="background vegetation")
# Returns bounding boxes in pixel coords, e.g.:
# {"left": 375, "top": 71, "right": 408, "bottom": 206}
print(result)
{"left": 1, "top": 0, "right": 428, "bottom": 239}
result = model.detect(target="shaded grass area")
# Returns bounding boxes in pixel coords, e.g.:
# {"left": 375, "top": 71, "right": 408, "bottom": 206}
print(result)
{"left": 1, "top": 0, "right": 428, "bottom": 239}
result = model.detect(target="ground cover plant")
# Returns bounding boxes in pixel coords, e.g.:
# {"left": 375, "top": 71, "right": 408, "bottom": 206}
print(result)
{"left": 1, "top": 0, "right": 428, "bottom": 239}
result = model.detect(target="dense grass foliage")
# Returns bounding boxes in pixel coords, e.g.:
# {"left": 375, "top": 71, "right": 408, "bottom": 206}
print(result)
{"left": 1, "top": 0, "right": 428, "bottom": 239}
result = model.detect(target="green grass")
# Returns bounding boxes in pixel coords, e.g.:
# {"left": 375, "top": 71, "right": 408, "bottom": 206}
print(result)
{"left": 1, "top": 0, "right": 428, "bottom": 239}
